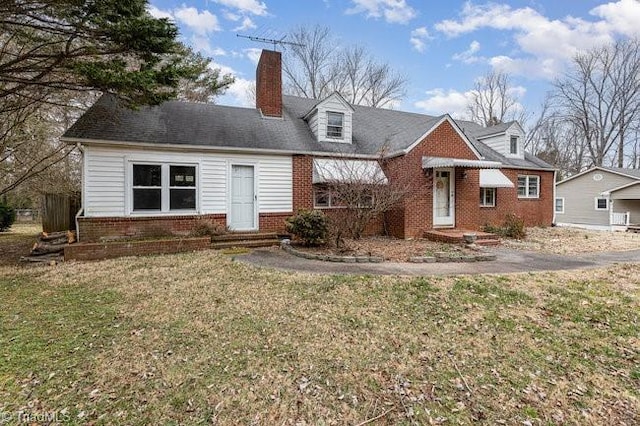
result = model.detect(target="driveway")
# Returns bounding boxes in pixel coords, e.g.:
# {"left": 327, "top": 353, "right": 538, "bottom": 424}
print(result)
{"left": 235, "top": 247, "right": 640, "bottom": 276}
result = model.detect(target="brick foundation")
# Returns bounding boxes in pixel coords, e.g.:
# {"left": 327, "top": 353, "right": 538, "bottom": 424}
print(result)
{"left": 78, "top": 212, "right": 291, "bottom": 243}
{"left": 64, "top": 237, "right": 211, "bottom": 261}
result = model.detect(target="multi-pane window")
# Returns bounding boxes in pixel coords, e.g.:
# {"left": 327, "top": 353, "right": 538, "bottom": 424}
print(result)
{"left": 169, "top": 166, "right": 196, "bottom": 210}
{"left": 132, "top": 163, "right": 197, "bottom": 212}
{"left": 517, "top": 175, "right": 540, "bottom": 198}
{"left": 595, "top": 197, "right": 608, "bottom": 210}
{"left": 480, "top": 188, "right": 496, "bottom": 207}
{"left": 509, "top": 136, "right": 518, "bottom": 154}
{"left": 133, "top": 165, "right": 162, "bottom": 210}
{"left": 326, "top": 112, "right": 344, "bottom": 139}
{"left": 555, "top": 197, "right": 564, "bottom": 213}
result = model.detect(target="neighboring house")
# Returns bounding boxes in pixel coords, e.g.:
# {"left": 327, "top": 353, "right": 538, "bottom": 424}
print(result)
{"left": 555, "top": 166, "right": 640, "bottom": 231}
{"left": 61, "top": 49, "right": 555, "bottom": 242}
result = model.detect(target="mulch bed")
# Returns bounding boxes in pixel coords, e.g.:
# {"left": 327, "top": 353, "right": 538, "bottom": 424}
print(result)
{"left": 293, "top": 236, "right": 478, "bottom": 262}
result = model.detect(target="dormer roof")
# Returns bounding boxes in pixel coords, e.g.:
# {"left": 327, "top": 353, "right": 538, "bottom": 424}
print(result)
{"left": 302, "top": 91, "right": 354, "bottom": 120}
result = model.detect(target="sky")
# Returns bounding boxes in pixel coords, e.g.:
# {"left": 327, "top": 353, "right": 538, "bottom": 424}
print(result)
{"left": 147, "top": 0, "right": 640, "bottom": 119}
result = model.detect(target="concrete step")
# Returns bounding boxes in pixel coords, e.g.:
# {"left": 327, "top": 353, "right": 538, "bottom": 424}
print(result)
{"left": 212, "top": 232, "right": 278, "bottom": 242}
{"left": 211, "top": 239, "right": 280, "bottom": 249}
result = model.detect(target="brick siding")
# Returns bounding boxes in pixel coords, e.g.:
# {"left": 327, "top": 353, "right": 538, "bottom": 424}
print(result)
{"left": 64, "top": 237, "right": 211, "bottom": 261}
{"left": 477, "top": 169, "right": 554, "bottom": 228}
{"left": 255, "top": 50, "right": 282, "bottom": 117}
{"left": 78, "top": 212, "right": 290, "bottom": 243}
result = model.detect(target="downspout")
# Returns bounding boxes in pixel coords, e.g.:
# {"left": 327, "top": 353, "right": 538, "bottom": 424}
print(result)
{"left": 552, "top": 169, "right": 557, "bottom": 225}
{"left": 75, "top": 142, "right": 85, "bottom": 241}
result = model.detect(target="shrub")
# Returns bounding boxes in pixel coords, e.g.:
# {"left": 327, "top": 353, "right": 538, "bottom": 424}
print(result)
{"left": 482, "top": 214, "right": 526, "bottom": 240}
{"left": 0, "top": 202, "right": 16, "bottom": 232}
{"left": 190, "top": 219, "right": 228, "bottom": 238}
{"left": 285, "top": 210, "right": 329, "bottom": 246}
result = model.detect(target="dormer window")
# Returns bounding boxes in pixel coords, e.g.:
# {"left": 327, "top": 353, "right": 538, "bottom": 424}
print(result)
{"left": 327, "top": 112, "right": 344, "bottom": 139}
{"left": 509, "top": 135, "right": 518, "bottom": 154}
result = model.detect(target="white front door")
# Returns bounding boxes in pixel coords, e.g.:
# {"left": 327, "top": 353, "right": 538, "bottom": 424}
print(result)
{"left": 230, "top": 165, "right": 256, "bottom": 230}
{"left": 433, "top": 168, "right": 455, "bottom": 227}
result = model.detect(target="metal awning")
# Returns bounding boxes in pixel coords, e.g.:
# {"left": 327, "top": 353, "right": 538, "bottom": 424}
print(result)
{"left": 479, "top": 169, "right": 514, "bottom": 188}
{"left": 422, "top": 156, "right": 502, "bottom": 169}
{"left": 312, "top": 158, "right": 388, "bottom": 184}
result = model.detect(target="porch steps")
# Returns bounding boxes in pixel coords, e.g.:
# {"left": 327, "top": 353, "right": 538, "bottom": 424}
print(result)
{"left": 424, "top": 229, "right": 501, "bottom": 246}
{"left": 211, "top": 232, "right": 281, "bottom": 249}
{"left": 627, "top": 225, "right": 640, "bottom": 233}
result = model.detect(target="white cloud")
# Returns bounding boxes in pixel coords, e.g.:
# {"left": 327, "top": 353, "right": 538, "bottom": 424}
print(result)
{"left": 414, "top": 88, "right": 473, "bottom": 118}
{"left": 410, "top": 26, "right": 430, "bottom": 52}
{"left": 226, "top": 77, "right": 256, "bottom": 107}
{"left": 452, "top": 40, "right": 482, "bottom": 63}
{"left": 214, "top": 0, "right": 267, "bottom": 16}
{"left": 223, "top": 11, "right": 241, "bottom": 21}
{"left": 148, "top": 5, "right": 173, "bottom": 19}
{"left": 346, "top": 0, "right": 417, "bottom": 24}
{"left": 590, "top": 0, "right": 640, "bottom": 36}
{"left": 414, "top": 85, "right": 526, "bottom": 118}
{"left": 174, "top": 6, "right": 221, "bottom": 35}
{"left": 434, "top": 0, "right": 640, "bottom": 78}
{"left": 234, "top": 17, "right": 257, "bottom": 31}
{"left": 243, "top": 48, "right": 262, "bottom": 64}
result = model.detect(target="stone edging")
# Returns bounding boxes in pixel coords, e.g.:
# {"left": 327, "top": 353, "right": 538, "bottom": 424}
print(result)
{"left": 281, "top": 240, "right": 383, "bottom": 263}
{"left": 281, "top": 240, "right": 496, "bottom": 263}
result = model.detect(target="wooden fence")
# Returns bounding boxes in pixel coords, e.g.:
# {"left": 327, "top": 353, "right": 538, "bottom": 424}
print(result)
{"left": 41, "top": 193, "right": 80, "bottom": 233}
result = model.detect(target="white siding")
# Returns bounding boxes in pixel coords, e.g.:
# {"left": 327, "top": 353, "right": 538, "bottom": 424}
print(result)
{"left": 83, "top": 146, "right": 292, "bottom": 217}
{"left": 308, "top": 110, "right": 318, "bottom": 138}
{"left": 315, "top": 94, "right": 353, "bottom": 143}
{"left": 477, "top": 123, "right": 524, "bottom": 159}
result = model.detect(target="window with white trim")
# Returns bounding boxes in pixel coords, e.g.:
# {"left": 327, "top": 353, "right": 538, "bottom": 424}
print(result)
{"left": 313, "top": 186, "right": 373, "bottom": 208}
{"left": 595, "top": 197, "right": 608, "bottom": 210}
{"left": 326, "top": 112, "right": 344, "bottom": 139}
{"left": 509, "top": 136, "right": 518, "bottom": 154}
{"left": 480, "top": 188, "right": 496, "bottom": 207}
{"left": 555, "top": 197, "right": 564, "bottom": 214}
{"left": 517, "top": 175, "right": 540, "bottom": 198}
{"left": 131, "top": 163, "right": 197, "bottom": 213}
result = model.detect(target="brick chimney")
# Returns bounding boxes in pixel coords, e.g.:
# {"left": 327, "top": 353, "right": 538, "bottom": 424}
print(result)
{"left": 255, "top": 49, "right": 282, "bottom": 117}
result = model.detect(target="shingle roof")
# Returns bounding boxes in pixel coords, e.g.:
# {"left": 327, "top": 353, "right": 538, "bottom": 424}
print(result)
{"left": 63, "top": 94, "right": 553, "bottom": 169}
{"left": 600, "top": 166, "right": 640, "bottom": 179}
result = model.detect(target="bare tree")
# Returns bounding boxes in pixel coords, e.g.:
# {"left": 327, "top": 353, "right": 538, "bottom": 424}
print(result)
{"left": 468, "top": 71, "right": 525, "bottom": 127}
{"left": 552, "top": 38, "right": 640, "bottom": 167}
{"left": 282, "top": 25, "right": 407, "bottom": 108}
{"left": 314, "top": 156, "right": 408, "bottom": 247}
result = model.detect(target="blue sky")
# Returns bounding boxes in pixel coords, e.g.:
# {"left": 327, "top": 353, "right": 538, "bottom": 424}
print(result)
{"left": 148, "top": 0, "right": 640, "bottom": 119}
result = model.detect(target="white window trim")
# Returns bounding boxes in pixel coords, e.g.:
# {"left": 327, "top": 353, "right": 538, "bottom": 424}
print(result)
{"left": 480, "top": 187, "right": 496, "bottom": 207}
{"left": 326, "top": 111, "right": 344, "bottom": 140}
{"left": 517, "top": 175, "right": 540, "bottom": 199}
{"left": 313, "top": 187, "right": 344, "bottom": 209}
{"left": 127, "top": 161, "right": 200, "bottom": 216}
{"left": 594, "top": 197, "right": 609, "bottom": 211}
{"left": 555, "top": 197, "right": 565, "bottom": 214}
{"left": 509, "top": 135, "right": 519, "bottom": 155}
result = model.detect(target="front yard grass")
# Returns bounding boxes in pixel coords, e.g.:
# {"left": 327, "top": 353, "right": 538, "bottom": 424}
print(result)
{"left": 0, "top": 251, "right": 638, "bottom": 424}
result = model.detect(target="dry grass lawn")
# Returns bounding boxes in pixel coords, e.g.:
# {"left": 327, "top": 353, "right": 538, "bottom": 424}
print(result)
{"left": 504, "top": 226, "right": 640, "bottom": 254}
{"left": 0, "top": 248, "right": 638, "bottom": 425}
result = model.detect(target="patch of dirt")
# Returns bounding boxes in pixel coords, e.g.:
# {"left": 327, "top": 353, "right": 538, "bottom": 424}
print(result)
{"left": 294, "top": 236, "right": 480, "bottom": 261}
{"left": 503, "top": 226, "right": 640, "bottom": 254}
{"left": 0, "top": 223, "right": 41, "bottom": 266}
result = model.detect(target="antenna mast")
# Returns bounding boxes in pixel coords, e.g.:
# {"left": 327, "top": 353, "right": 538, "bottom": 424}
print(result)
{"left": 236, "top": 34, "right": 304, "bottom": 51}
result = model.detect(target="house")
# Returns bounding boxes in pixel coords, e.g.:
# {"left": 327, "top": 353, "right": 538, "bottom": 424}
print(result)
{"left": 61, "top": 49, "right": 555, "bottom": 242}
{"left": 555, "top": 166, "right": 640, "bottom": 231}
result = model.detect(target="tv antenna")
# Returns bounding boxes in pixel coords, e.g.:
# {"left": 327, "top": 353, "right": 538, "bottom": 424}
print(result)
{"left": 236, "top": 34, "right": 304, "bottom": 51}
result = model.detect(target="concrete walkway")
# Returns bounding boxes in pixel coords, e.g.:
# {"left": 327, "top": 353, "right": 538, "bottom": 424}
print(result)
{"left": 235, "top": 247, "right": 640, "bottom": 276}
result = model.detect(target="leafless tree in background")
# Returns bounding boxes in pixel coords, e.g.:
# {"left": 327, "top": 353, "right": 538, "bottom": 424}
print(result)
{"left": 282, "top": 25, "right": 407, "bottom": 108}
{"left": 552, "top": 38, "right": 640, "bottom": 167}
{"left": 468, "top": 71, "right": 526, "bottom": 127}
